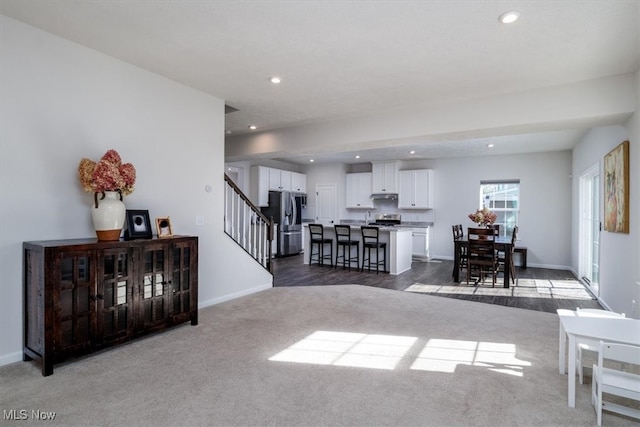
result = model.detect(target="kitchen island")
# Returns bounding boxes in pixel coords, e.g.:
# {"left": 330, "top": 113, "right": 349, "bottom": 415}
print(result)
{"left": 302, "top": 224, "right": 413, "bottom": 275}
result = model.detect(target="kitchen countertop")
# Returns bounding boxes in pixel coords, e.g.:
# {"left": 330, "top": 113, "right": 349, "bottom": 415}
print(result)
{"left": 339, "top": 220, "right": 433, "bottom": 228}
{"left": 302, "top": 223, "right": 412, "bottom": 232}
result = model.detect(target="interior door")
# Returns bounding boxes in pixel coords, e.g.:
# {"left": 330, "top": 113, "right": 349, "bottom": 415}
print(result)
{"left": 315, "top": 184, "right": 337, "bottom": 225}
{"left": 579, "top": 164, "right": 600, "bottom": 295}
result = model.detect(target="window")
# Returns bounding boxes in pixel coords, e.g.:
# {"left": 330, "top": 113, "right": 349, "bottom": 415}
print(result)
{"left": 479, "top": 180, "right": 519, "bottom": 238}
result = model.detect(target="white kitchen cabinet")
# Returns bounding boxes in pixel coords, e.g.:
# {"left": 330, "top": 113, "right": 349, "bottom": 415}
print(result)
{"left": 269, "top": 168, "right": 292, "bottom": 191}
{"left": 398, "top": 169, "right": 434, "bottom": 209}
{"left": 371, "top": 161, "right": 399, "bottom": 193}
{"left": 291, "top": 172, "right": 306, "bottom": 193}
{"left": 411, "top": 227, "right": 430, "bottom": 258}
{"left": 345, "top": 173, "right": 374, "bottom": 209}
{"left": 251, "top": 166, "right": 307, "bottom": 206}
{"left": 250, "top": 166, "right": 270, "bottom": 206}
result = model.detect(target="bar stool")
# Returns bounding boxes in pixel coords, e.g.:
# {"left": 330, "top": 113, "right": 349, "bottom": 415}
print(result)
{"left": 361, "top": 226, "right": 386, "bottom": 274}
{"left": 308, "top": 224, "right": 333, "bottom": 267}
{"left": 334, "top": 225, "right": 359, "bottom": 270}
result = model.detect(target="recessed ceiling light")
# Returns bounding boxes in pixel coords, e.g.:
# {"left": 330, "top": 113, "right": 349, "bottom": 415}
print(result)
{"left": 248, "top": 125, "right": 257, "bottom": 130}
{"left": 309, "top": 159, "right": 314, "bottom": 163}
{"left": 355, "top": 155, "right": 360, "bottom": 159}
{"left": 499, "top": 11, "right": 520, "bottom": 24}
{"left": 487, "top": 144, "right": 495, "bottom": 148}
{"left": 270, "top": 76, "right": 281, "bottom": 84}
{"left": 409, "top": 150, "right": 416, "bottom": 154}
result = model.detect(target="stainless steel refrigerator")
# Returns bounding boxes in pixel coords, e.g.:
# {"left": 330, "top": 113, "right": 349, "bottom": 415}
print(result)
{"left": 261, "top": 191, "right": 304, "bottom": 257}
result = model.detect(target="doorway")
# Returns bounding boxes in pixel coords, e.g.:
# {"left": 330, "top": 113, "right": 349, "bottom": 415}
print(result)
{"left": 579, "top": 164, "right": 600, "bottom": 296}
{"left": 315, "top": 184, "right": 337, "bottom": 225}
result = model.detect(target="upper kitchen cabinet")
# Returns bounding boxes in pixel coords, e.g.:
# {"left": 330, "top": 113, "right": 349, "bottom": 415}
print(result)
{"left": 398, "top": 169, "right": 434, "bottom": 209}
{"left": 345, "top": 172, "right": 374, "bottom": 209}
{"left": 371, "top": 161, "right": 399, "bottom": 194}
{"left": 250, "top": 166, "right": 270, "bottom": 206}
{"left": 291, "top": 172, "right": 306, "bottom": 193}
{"left": 250, "top": 166, "right": 307, "bottom": 207}
{"left": 269, "top": 168, "right": 292, "bottom": 192}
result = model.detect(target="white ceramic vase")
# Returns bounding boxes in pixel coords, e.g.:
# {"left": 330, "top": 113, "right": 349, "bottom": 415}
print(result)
{"left": 91, "top": 191, "right": 125, "bottom": 241}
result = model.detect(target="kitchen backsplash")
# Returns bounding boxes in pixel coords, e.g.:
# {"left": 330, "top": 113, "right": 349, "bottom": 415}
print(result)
{"left": 341, "top": 199, "right": 435, "bottom": 223}
{"left": 301, "top": 199, "right": 435, "bottom": 223}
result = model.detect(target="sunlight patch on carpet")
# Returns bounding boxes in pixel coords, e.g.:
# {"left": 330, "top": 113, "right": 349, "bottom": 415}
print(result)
{"left": 269, "top": 331, "right": 417, "bottom": 370}
{"left": 405, "top": 277, "right": 593, "bottom": 300}
{"left": 269, "top": 331, "right": 532, "bottom": 376}
{"left": 410, "top": 339, "right": 531, "bottom": 377}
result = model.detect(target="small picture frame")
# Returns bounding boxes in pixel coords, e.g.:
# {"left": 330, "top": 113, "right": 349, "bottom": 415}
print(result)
{"left": 155, "top": 216, "right": 174, "bottom": 238}
{"left": 124, "top": 210, "right": 153, "bottom": 240}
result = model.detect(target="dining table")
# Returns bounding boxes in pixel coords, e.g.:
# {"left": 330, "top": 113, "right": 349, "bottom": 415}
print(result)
{"left": 556, "top": 309, "right": 640, "bottom": 407}
{"left": 452, "top": 236, "right": 513, "bottom": 288}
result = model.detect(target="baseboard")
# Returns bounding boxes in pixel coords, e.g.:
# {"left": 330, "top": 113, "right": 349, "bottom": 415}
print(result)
{"left": 596, "top": 298, "right": 613, "bottom": 311}
{"left": 526, "top": 263, "right": 572, "bottom": 270}
{"left": 198, "top": 282, "right": 273, "bottom": 309}
{"left": 0, "top": 351, "right": 23, "bottom": 368}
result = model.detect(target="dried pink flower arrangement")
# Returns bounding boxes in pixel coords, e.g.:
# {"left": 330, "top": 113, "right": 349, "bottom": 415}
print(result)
{"left": 78, "top": 149, "right": 136, "bottom": 196}
{"left": 468, "top": 207, "right": 497, "bottom": 226}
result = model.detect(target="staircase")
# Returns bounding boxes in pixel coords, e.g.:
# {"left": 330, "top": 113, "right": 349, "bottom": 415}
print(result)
{"left": 224, "top": 174, "right": 274, "bottom": 273}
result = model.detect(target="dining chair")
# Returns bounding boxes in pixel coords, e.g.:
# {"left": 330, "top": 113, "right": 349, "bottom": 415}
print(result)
{"left": 498, "top": 225, "right": 518, "bottom": 284}
{"left": 466, "top": 227, "right": 499, "bottom": 286}
{"left": 574, "top": 308, "right": 626, "bottom": 384}
{"left": 308, "top": 224, "right": 333, "bottom": 267}
{"left": 591, "top": 340, "right": 640, "bottom": 426}
{"left": 361, "top": 226, "right": 386, "bottom": 274}
{"left": 451, "top": 225, "right": 467, "bottom": 278}
{"left": 334, "top": 224, "right": 359, "bottom": 270}
{"left": 451, "top": 224, "right": 463, "bottom": 240}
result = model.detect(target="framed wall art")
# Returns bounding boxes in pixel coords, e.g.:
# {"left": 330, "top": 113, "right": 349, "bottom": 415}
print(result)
{"left": 156, "top": 216, "right": 174, "bottom": 238}
{"left": 603, "top": 140, "right": 629, "bottom": 233}
{"left": 124, "top": 210, "right": 153, "bottom": 240}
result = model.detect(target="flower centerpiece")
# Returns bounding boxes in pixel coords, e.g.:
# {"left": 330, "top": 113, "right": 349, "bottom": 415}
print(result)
{"left": 78, "top": 149, "right": 136, "bottom": 198}
{"left": 468, "top": 207, "right": 497, "bottom": 227}
{"left": 78, "top": 149, "right": 136, "bottom": 241}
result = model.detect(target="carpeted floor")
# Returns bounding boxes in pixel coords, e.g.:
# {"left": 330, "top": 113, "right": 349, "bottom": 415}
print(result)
{"left": 1, "top": 285, "right": 634, "bottom": 426}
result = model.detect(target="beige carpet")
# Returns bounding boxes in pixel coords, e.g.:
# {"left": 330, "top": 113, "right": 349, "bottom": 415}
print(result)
{"left": 0, "top": 285, "right": 631, "bottom": 426}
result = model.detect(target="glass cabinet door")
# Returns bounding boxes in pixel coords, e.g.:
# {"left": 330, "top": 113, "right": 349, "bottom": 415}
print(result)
{"left": 171, "top": 241, "right": 194, "bottom": 321}
{"left": 140, "top": 244, "right": 169, "bottom": 328}
{"left": 99, "top": 248, "right": 134, "bottom": 342}
{"left": 57, "top": 252, "right": 94, "bottom": 351}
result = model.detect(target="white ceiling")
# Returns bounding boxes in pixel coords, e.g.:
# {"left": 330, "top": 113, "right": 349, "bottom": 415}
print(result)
{"left": 1, "top": 1, "right": 638, "bottom": 163}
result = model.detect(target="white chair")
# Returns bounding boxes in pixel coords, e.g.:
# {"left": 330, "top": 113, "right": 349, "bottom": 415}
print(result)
{"left": 575, "top": 308, "right": 625, "bottom": 384}
{"left": 591, "top": 341, "right": 640, "bottom": 426}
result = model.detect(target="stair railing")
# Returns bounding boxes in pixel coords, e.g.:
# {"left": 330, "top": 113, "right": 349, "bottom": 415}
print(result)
{"left": 224, "top": 174, "right": 273, "bottom": 273}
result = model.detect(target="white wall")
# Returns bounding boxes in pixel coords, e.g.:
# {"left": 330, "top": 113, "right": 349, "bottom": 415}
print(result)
{"left": 570, "top": 72, "right": 640, "bottom": 317}
{"left": 0, "top": 16, "right": 271, "bottom": 366}
{"left": 304, "top": 163, "right": 349, "bottom": 222}
{"left": 304, "top": 151, "right": 572, "bottom": 268}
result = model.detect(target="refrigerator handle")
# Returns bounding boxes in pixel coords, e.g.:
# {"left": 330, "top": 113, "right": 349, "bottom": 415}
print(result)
{"left": 291, "top": 193, "right": 297, "bottom": 226}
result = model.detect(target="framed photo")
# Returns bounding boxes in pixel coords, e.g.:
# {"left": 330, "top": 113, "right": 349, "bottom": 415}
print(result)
{"left": 604, "top": 140, "right": 629, "bottom": 233}
{"left": 155, "top": 217, "right": 174, "bottom": 238}
{"left": 124, "top": 210, "right": 153, "bottom": 240}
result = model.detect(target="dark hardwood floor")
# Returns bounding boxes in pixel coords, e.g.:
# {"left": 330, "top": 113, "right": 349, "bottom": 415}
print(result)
{"left": 272, "top": 254, "right": 603, "bottom": 314}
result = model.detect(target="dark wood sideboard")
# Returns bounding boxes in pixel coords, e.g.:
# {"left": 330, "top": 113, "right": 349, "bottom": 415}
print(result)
{"left": 23, "top": 236, "right": 198, "bottom": 376}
